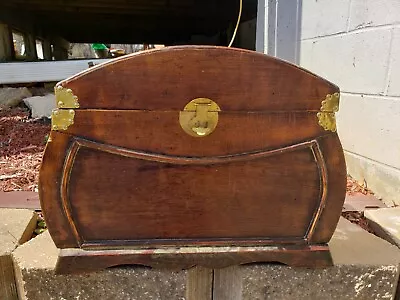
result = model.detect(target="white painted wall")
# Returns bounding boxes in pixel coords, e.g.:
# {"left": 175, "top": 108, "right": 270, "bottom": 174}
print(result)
{"left": 256, "top": 0, "right": 302, "bottom": 63}
{"left": 300, "top": 0, "right": 400, "bottom": 206}
{"left": 256, "top": 0, "right": 400, "bottom": 205}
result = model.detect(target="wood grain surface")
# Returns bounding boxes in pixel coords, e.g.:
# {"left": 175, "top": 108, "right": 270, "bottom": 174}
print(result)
{"left": 40, "top": 46, "right": 346, "bottom": 272}
{"left": 59, "top": 46, "right": 338, "bottom": 111}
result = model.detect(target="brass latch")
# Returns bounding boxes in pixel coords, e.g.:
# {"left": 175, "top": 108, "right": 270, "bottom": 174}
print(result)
{"left": 317, "top": 93, "right": 340, "bottom": 132}
{"left": 179, "top": 98, "right": 221, "bottom": 137}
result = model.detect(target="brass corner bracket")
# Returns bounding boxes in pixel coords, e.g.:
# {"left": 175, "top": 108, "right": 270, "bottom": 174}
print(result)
{"left": 55, "top": 86, "right": 80, "bottom": 109}
{"left": 317, "top": 93, "right": 340, "bottom": 132}
{"left": 52, "top": 86, "right": 78, "bottom": 131}
{"left": 51, "top": 109, "right": 75, "bottom": 131}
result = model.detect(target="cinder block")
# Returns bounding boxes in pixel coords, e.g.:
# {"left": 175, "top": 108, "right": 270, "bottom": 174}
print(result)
{"left": 213, "top": 218, "right": 400, "bottom": 300}
{"left": 304, "top": 29, "right": 391, "bottom": 94}
{"left": 0, "top": 209, "right": 37, "bottom": 300}
{"left": 349, "top": 0, "right": 400, "bottom": 31}
{"left": 12, "top": 219, "right": 400, "bottom": 300}
{"left": 337, "top": 93, "right": 400, "bottom": 170}
{"left": 387, "top": 28, "right": 400, "bottom": 96}
{"left": 301, "top": 0, "right": 350, "bottom": 39}
{"left": 365, "top": 207, "right": 400, "bottom": 247}
{"left": 13, "top": 231, "right": 188, "bottom": 300}
{"left": 344, "top": 151, "right": 400, "bottom": 207}
{"left": 299, "top": 40, "right": 313, "bottom": 69}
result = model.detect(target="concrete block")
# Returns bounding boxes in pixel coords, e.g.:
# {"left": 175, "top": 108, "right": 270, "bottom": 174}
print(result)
{"left": 213, "top": 218, "right": 400, "bottom": 300}
{"left": 12, "top": 218, "right": 400, "bottom": 300}
{"left": 337, "top": 93, "right": 400, "bottom": 170}
{"left": 303, "top": 29, "right": 392, "bottom": 94}
{"left": 344, "top": 151, "right": 400, "bottom": 207}
{"left": 0, "top": 209, "right": 38, "bottom": 300}
{"left": 299, "top": 40, "right": 313, "bottom": 70}
{"left": 387, "top": 28, "right": 400, "bottom": 96}
{"left": 0, "top": 88, "right": 32, "bottom": 108}
{"left": 13, "top": 231, "right": 187, "bottom": 300}
{"left": 23, "top": 94, "right": 56, "bottom": 119}
{"left": 301, "top": 0, "right": 350, "bottom": 40}
{"left": 349, "top": 0, "right": 400, "bottom": 31}
{"left": 0, "top": 209, "right": 38, "bottom": 259}
{"left": 365, "top": 207, "right": 400, "bottom": 247}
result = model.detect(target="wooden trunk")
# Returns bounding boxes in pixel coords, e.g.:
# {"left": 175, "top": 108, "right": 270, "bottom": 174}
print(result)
{"left": 39, "top": 46, "right": 346, "bottom": 274}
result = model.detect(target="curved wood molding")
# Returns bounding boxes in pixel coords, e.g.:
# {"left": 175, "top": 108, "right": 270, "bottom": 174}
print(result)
{"left": 59, "top": 137, "right": 328, "bottom": 249}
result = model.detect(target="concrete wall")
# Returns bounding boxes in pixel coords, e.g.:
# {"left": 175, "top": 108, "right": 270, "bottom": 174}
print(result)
{"left": 257, "top": 0, "right": 400, "bottom": 205}
{"left": 299, "top": 0, "right": 400, "bottom": 206}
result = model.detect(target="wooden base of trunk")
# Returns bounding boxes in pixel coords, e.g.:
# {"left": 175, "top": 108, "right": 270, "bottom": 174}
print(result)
{"left": 55, "top": 244, "right": 333, "bottom": 275}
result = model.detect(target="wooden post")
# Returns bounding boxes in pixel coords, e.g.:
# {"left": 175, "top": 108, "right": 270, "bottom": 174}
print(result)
{"left": 0, "top": 23, "right": 12, "bottom": 62}
{"left": 213, "top": 266, "right": 242, "bottom": 300}
{"left": 186, "top": 267, "right": 213, "bottom": 300}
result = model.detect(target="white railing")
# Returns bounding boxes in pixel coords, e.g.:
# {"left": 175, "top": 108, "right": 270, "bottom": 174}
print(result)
{"left": 0, "top": 59, "right": 110, "bottom": 84}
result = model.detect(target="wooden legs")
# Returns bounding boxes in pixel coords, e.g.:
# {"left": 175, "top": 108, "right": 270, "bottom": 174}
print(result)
{"left": 55, "top": 244, "right": 333, "bottom": 275}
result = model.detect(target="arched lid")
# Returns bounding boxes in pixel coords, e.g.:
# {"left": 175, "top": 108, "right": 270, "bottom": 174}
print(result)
{"left": 56, "top": 46, "right": 339, "bottom": 112}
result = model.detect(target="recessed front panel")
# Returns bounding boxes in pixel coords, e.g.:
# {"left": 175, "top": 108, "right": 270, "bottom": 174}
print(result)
{"left": 60, "top": 139, "right": 325, "bottom": 248}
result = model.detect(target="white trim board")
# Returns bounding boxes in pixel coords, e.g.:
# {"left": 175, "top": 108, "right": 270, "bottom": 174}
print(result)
{"left": 0, "top": 59, "right": 110, "bottom": 84}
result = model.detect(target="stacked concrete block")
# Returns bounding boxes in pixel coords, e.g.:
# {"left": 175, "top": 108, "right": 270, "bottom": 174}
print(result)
{"left": 298, "top": 0, "right": 400, "bottom": 206}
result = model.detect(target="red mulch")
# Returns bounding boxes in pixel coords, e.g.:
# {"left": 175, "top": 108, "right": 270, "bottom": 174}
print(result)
{"left": 343, "top": 177, "right": 377, "bottom": 233}
{"left": 341, "top": 211, "right": 375, "bottom": 234}
{"left": 0, "top": 107, "right": 50, "bottom": 192}
{"left": 346, "top": 176, "right": 374, "bottom": 196}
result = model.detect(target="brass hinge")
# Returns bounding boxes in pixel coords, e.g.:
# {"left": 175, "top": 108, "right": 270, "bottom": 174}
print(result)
{"left": 55, "top": 85, "right": 80, "bottom": 109}
{"left": 317, "top": 93, "right": 340, "bottom": 132}
{"left": 51, "top": 109, "right": 75, "bottom": 131}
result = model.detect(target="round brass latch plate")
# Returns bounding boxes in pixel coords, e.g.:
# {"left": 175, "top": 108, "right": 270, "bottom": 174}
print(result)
{"left": 179, "top": 98, "right": 221, "bottom": 137}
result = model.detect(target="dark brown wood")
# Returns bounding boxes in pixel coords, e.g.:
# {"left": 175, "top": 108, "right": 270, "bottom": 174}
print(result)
{"left": 55, "top": 245, "right": 333, "bottom": 275}
{"left": 63, "top": 110, "right": 329, "bottom": 156}
{"left": 60, "top": 46, "right": 337, "bottom": 111}
{"left": 39, "top": 46, "right": 346, "bottom": 273}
